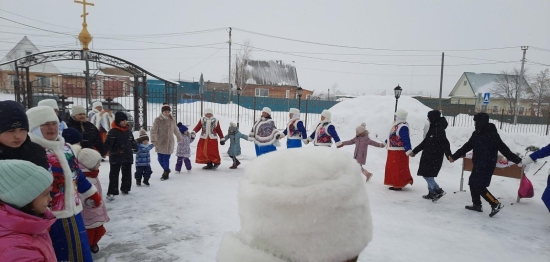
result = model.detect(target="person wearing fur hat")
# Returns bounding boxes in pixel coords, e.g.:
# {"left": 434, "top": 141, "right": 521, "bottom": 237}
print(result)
{"left": 220, "top": 122, "right": 250, "bottom": 169}
{"left": 135, "top": 129, "right": 154, "bottom": 185}
{"left": 89, "top": 102, "right": 114, "bottom": 143}
{"left": 307, "top": 109, "right": 342, "bottom": 147}
{"left": 150, "top": 104, "right": 182, "bottom": 180}
{"left": 26, "top": 106, "right": 101, "bottom": 262}
{"left": 175, "top": 122, "right": 195, "bottom": 173}
{"left": 281, "top": 108, "right": 308, "bottom": 148}
{"left": 104, "top": 111, "right": 138, "bottom": 199}
{"left": 411, "top": 110, "right": 452, "bottom": 201}
{"left": 384, "top": 109, "right": 414, "bottom": 191}
{"left": 193, "top": 108, "right": 224, "bottom": 169}
{"left": 249, "top": 107, "right": 283, "bottom": 156}
{"left": 216, "top": 147, "right": 372, "bottom": 262}
{"left": 450, "top": 112, "right": 521, "bottom": 217}
{"left": 0, "top": 160, "right": 57, "bottom": 262}
{"left": 77, "top": 148, "right": 110, "bottom": 254}
{"left": 67, "top": 105, "right": 107, "bottom": 157}
{"left": 38, "top": 99, "right": 68, "bottom": 134}
{"left": 0, "top": 100, "right": 49, "bottom": 169}
{"left": 338, "top": 123, "right": 386, "bottom": 182}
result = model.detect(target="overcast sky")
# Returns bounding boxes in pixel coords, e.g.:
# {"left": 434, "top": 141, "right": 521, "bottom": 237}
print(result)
{"left": 1, "top": 0, "right": 549, "bottom": 96}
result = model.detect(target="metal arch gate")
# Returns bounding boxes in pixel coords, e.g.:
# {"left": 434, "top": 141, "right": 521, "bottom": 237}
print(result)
{"left": 0, "top": 49, "right": 179, "bottom": 131}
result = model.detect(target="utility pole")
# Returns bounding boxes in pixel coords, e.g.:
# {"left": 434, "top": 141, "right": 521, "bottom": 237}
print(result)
{"left": 438, "top": 52, "right": 444, "bottom": 111}
{"left": 514, "top": 46, "right": 528, "bottom": 125}
{"left": 228, "top": 27, "right": 232, "bottom": 103}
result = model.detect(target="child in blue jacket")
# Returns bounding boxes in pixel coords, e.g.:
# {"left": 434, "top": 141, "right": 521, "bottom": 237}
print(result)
{"left": 135, "top": 129, "right": 154, "bottom": 186}
{"left": 220, "top": 122, "right": 250, "bottom": 169}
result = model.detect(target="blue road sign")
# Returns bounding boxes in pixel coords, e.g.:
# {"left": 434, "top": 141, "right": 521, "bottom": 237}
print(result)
{"left": 483, "top": 93, "right": 490, "bottom": 105}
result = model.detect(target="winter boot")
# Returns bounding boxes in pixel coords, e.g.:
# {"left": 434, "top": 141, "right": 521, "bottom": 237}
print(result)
{"left": 235, "top": 160, "right": 241, "bottom": 167}
{"left": 432, "top": 188, "right": 446, "bottom": 202}
{"left": 212, "top": 163, "right": 220, "bottom": 170}
{"left": 160, "top": 171, "right": 169, "bottom": 181}
{"left": 202, "top": 162, "right": 213, "bottom": 170}
{"left": 106, "top": 195, "right": 115, "bottom": 201}
{"left": 143, "top": 178, "right": 150, "bottom": 186}
{"left": 136, "top": 178, "right": 142, "bottom": 187}
{"left": 422, "top": 192, "right": 436, "bottom": 200}
{"left": 489, "top": 203, "right": 504, "bottom": 217}
{"left": 465, "top": 205, "right": 483, "bottom": 212}
{"left": 90, "top": 244, "right": 99, "bottom": 254}
{"left": 121, "top": 191, "right": 129, "bottom": 195}
{"left": 229, "top": 164, "right": 237, "bottom": 169}
{"left": 388, "top": 187, "right": 402, "bottom": 191}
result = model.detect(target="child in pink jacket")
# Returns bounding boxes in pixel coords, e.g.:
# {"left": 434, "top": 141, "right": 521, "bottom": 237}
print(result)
{"left": 338, "top": 123, "right": 386, "bottom": 181}
{"left": 0, "top": 160, "right": 57, "bottom": 261}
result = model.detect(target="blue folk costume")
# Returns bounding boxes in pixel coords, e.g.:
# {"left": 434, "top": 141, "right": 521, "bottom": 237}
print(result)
{"left": 384, "top": 109, "right": 414, "bottom": 190}
{"left": 282, "top": 108, "right": 308, "bottom": 148}
{"left": 249, "top": 108, "right": 282, "bottom": 156}
{"left": 523, "top": 143, "right": 550, "bottom": 212}
{"left": 307, "top": 110, "right": 342, "bottom": 147}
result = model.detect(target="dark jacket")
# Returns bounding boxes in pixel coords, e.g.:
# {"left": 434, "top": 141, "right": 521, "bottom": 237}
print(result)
{"left": 451, "top": 123, "right": 521, "bottom": 187}
{"left": 0, "top": 136, "right": 49, "bottom": 170}
{"left": 413, "top": 117, "right": 452, "bottom": 177}
{"left": 67, "top": 117, "right": 106, "bottom": 156}
{"left": 104, "top": 123, "right": 137, "bottom": 165}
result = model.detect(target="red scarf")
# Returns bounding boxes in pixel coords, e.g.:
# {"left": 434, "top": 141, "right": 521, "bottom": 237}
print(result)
{"left": 83, "top": 169, "right": 99, "bottom": 178}
{"left": 111, "top": 122, "right": 128, "bottom": 132}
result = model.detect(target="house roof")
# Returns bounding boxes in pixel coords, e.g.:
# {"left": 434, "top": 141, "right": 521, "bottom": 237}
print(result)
{"left": 450, "top": 72, "right": 530, "bottom": 98}
{"left": 0, "top": 37, "right": 61, "bottom": 74}
{"left": 244, "top": 60, "right": 299, "bottom": 86}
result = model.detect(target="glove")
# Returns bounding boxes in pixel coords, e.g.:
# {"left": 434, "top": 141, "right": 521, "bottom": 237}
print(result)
{"left": 337, "top": 144, "right": 344, "bottom": 148}
{"left": 220, "top": 140, "right": 225, "bottom": 145}
{"left": 303, "top": 139, "right": 309, "bottom": 145}
{"left": 190, "top": 132, "right": 196, "bottom": 139}
{"left": 521, "top": 156, "right": 534, "bottom": 166}
{"left": 86, "top": 192, "right": 102, "bottom": 208}
{"left": 380, "top": 142, "right": 387, "bottom": 148}
{"left": 406, "top": 150, "right": 413, "bottom": 156}
{"left": 276, "top": 134, "right": 281, "bottom": 139}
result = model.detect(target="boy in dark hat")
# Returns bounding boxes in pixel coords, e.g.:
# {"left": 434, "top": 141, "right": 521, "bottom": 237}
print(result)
{"left": 0, "top": 100, "right": 48, "bottom": 169}
{"left": 135, "top": 129, "right": 154, "bottom": 186}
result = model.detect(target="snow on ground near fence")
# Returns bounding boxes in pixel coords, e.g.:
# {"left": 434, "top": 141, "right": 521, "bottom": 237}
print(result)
{"left": 1, "top": 94, "right": 549, "bottom": 261}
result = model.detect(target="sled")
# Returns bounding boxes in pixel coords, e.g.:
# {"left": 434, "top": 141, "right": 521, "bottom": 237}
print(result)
{"left": 458, "top": 157, "right": 525, "bottom": 203}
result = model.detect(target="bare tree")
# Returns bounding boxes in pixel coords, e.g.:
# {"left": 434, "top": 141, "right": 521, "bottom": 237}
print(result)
{"left": 233, "top": 40, "right": 253, "bottom": 94}
{"left": 0, "top": 70, "right": 6, "bottom": 93}
{"left": 527, "top": 69, "right": 550, "bottom": 116}
{"left": 491, "top": 68, "right": 527, "bottom": 113}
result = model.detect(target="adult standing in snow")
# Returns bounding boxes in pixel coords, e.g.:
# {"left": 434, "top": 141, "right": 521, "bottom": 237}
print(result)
{"left": 384, "top": 109, "right": 414, "bottom": 191}
{"left": 216, "top": 147, "right": 372, "bottom": 262}
{"left": 450, "top": 112, "right": 521, "bottom": 217}
{"left": 89, "top": 101, "right": 114, "bottom": 143}
{"left": 150, "top": 105, "right": 182, "bottom": 180}
{"left": 193, "top": 108, "right": 224, "bottom": 169}
{"left": 249, "top": 107, "right": 283, "bottom": 156}
{"left": 306, "top": 109, "right": 342, "bottom": 147}
{"left": 281, "top": 108, "right": 308, "bottom": 148}
{"left": 27, "top": 106, "right": 101, "bottom": 262}
{"left": 338, "top": 123, "right": 386, "bottom": 181}
{"left": 38, "top": 99, "right": 67, "bottom": 134}
{"left": 411, "top": 110, "right": 452, "bottom": 201}
{"left": 67, "top": 105, "right": 106, "bottom": 157}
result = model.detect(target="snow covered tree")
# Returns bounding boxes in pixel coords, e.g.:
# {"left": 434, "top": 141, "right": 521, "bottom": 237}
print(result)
{"left": 527, "top": 69, "right": 550, "bottom": 116}
{"left": 233, "top": 40, "right": 253, "bottom": 94}
{"left": 491, "top": 68, "right": 528, "bottom": 113}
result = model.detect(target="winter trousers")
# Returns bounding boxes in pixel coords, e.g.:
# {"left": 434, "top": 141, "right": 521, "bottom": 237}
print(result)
{"left": 86, "top": 225, "right": 106, "bottom": 246}
{"left": 424, "top": 177, "right": 441, "bottom": 193}
{"left": 135, "top": 165, "right": 152, "bottom": 180}
{"left": 49, "top": 213, "right": 93, "bottom": 262}
{"left": 158, "top": 153, "right": 171, "bottom": 172}
{"left": 470, "top": 185, "right": 500, "bottom": 208}
{"left": 107, "top": 163, "right": 132, "bottom": 195}
{"left": 254, "top": 144, "right": 276, "bottom": 156}
{"left": 175, "top": 157, "right": 192, "bottom": 171}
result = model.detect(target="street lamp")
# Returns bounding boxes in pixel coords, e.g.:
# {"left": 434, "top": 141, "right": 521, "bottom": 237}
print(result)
{"left": 237, "top": 86, "right": 242, "bottom": 128}
{"left": 394, "top": 84, "right": 402, "bottom": 112}
{"left": 297, "top": 86, "right": 303, "bottom": 109}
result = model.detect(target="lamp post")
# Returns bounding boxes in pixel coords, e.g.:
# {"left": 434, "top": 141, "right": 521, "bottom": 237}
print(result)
{"left": 237, "top": 86, "right": 242, "bottom": 128}
{"left": 297, "top": 86, "right": 303, "bottom": 109}
{"left": 394, "top": 84, "right": 402, "bottom": 112}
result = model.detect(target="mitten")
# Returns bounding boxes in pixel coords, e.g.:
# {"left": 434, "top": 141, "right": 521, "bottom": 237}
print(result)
{"left": 220, "top": 140, "right": 225, "bottom": 145}
{"left": 86, "top": 192, "right": 102, "bottom": 208}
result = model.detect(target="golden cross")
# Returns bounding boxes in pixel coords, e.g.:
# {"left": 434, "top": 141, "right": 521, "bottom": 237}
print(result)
{"left": 74, "top": 0, "right": 94, "bottom": 24}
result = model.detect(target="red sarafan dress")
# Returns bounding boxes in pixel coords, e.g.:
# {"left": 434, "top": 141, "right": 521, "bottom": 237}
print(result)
{"left": 384, "top": 121, "right": 413, "bottom": 188}
{"left": 193, "top": 116, "right": 224, "bottom": 165}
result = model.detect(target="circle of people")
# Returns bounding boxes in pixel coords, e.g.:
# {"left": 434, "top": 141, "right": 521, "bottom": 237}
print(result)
{"left": 0, "top": 98, "right": 547, "bottom": 261}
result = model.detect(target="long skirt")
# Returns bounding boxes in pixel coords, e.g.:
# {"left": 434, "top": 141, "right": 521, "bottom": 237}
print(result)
{"left": 255, "top": 144, "right": 276, "bottom": 156}
{"left": 49, "top": 213, "right": 93, "bottom": 262}
{"left": 196, "top": 138, "right": 221, "bottom": 164}
{"left": 384, "top": 150, "right": 413, "bottom": 188}
{"left": 287, "top": 139, "right": 302, "bottom": 148}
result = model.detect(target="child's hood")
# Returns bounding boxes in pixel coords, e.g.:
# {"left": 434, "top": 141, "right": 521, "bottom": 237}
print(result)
{"left": 0, "top": 204, "right": 56, "bottom": 237}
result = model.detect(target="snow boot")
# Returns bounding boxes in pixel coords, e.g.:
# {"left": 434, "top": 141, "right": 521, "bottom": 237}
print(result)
{"left": 136, "top": 179, "right": 142, "bottom": 187}
{"left": 432, "top": 188, "right": 446, "bottom": 202}
{"left": 212, "top": 163, "right": 220, "bottom": 170}
{"left": 229, "top": 164, "right": 237, "bottom": 169}
{"left": 489, "top": 203, "right": 504, "bottom": 217}
{"left": 422, "top": 192, "right": 436, "bottom": 200}
{"left": 388, "top": 187, "right": 402, "bottom": 191}
{"left": 202, "top": 163, "right": 213, "bottom": 170}
{"left": 143, "top": 178, "right": 150, "bottom": 186}
{"left": 160, "top": 171, "right": 169, "bottom": 181}
{"left": 121, "top": 191, "right": 129, "bottom": 195}
{"left": 235, "top": 160, "right": 241, "bottom": 167}
{"left": 90, "top": 244, "right": 99, "bottom": 254}
{"left": 106, "top": 194, "right": 115, "bottom": 201}
{"left": 465, "top": 205, "right": 483, "bottom": 212}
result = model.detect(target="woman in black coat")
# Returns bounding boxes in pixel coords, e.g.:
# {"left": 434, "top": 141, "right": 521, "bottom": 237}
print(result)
{"left": 412, "top": 110, "right": 451, "bottom": 201}
{"left": 66, "top": 105, "right": 107, "bottom": 156}
{"left": 450, "top": 112, "right": 521, "bottom": 217}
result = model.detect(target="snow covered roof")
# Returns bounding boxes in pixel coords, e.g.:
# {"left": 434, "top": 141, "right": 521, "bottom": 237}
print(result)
{"left": 0, "top": 37, "right": 61, "bottom": 74}
{"left": 464, "top": 72, "right": 529, "bottom": 95}
{"left": 244, "top": 60, "right": 299, "bottom": 86}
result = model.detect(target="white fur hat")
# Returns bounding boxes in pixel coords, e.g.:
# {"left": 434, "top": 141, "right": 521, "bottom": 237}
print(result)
{"left": 395, "top": 109, "right": 408, "bottom": 121}
{"left": 92, "top": 101, "right": 103, "bottom": 109}
{"left": 37, "top": 99, "right": 59, "bottom": 110}
{"left": 356, "top": 122, "right": 367, "bottom": 133}
{"left": 321, "top": 110, "right": 331, "bottom": 121}
{"left": 262, "top": 107, "right": 272, "bottom": 115}
{"left": 78, "top": 148, "right": 102, "bottom": 170}
{"left": 205, "top": 108, "right": 213, "bottom": 115}
{"left": 26, "top": 106, "right": 59, "bottom": 131}
{"left": 217, "top": 147, "right": 372, "bottom": 262}
{"left": 71, "top": 105, "right": 86, "bottom": 117}
{"left": 289, "top": 108, "right": 299, "bottom": 115}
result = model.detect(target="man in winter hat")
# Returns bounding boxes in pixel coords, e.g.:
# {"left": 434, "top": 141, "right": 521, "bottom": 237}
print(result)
{"left": 0, "top": 101, "right": 48, "bottom": 169}
{"left": 281, "top": 108, "right": 307, "bottom": 148}
{"left": 217, "top": 147, "right": 372, "bottom": 262}
{"left": 38, "top": 99, "right": 67, "bottom": 134}
{"left": 67, "top": 105, "right": 106, "bottom": 157}
{"left": 193, "top": 108, "right": 224, "bottom": 169}
{"left": 249, "top": 107, "right": 282, "bottom": 156}
{"left": 307, "top": 109, "right": 342, "bottom": 147}
{"left": 384, "top": 109, "right": 413, "bottom": 191}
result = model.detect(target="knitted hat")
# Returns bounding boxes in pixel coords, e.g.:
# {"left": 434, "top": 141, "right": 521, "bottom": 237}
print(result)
{"left": 0, "top": 160, "right": 53, "bottom": 208}
{"left": 356, "top": 122, "right": 367, "bottom": 133}
{"left": 228, "top": 122, "right": 237, "bottom": 133}
{"left": 473, "top": 112, "right": 490, "bottom": 131}
{"left": 321, "top": 109, "right": 331, "bottom": 121}
{"left": 92, "top": 101, "right": 103, "bottom": 109}
{"left": 395, "top": 109, "right": 408, "bottom": 122}
{"left": 178, "top": 124, "right": 188, "bottom": 134}
{"left": 114, "top": 111, "right": 127, "bottom": 124}
{"left": 71, "top": 105, "right": 86, "bottom": 117}
{"left": 37, "top": 99, "right": 59, "bottom": 110}
{"left": 61, "top": 127, "right": 83, "bottom": 145}
{"left": 427, "top": 110, "right": 441, "bottom": 123}
{"left": 161, "top": 105, "right": 171, "bottom": 112}
{"left": 217, "top": 147, "right": 372, "bottom": 262}
{"left": 205, "top": 108, "right": 213, "bottom": 115}
{"left": 26, "top": 106, "right": 59, "bottom": 132}
{"left": 289, "top": 108, "right": 300, "bottom": 115}
{"left": 0, "top": 100, "right": 29, "bottom": 133}
{"left": 136, "top": 129, "right": 149, "bottom": 143}
{"left": 262, "top": 107, "right": 272, "bottom": 115}
{"left": 77, "top": 148, "right": 102, "bottom": 170}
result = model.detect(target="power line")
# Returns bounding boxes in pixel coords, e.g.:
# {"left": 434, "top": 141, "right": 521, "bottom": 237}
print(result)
{"left": 526, "top": 59, "right": 550, "bottom": 67}
{"left": 94, "top": 42, "right": 227, "bottom": 51}
{"left": 0, "top": 8, "right": 80, "bottom": 30}
{"left": 179, "top": 48, "right": 224, "bottom": 73}
{"left": 296, "top": 66, "right": 460, "bottom": 77}
{"left": 532, "top": 46, "right": 550, "bottom": 53}
{"left": 0, "top": 17, "right": 76, "bottom": 36}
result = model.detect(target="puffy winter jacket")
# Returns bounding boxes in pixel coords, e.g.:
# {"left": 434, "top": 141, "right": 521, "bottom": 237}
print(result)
{"left": 220, "top": 130, "right": 249, "bottom": 157}
{"left": 105, "top": 122, "right": 138, "bottom": 165}
{"left": 341, "top": 132, "right": 384, "bottom": 165}
{"left": 67, "top": 117, "right": 106, "bottom": 156}
{"left": 150, "top": 114, "right": 182, "bottom": 154}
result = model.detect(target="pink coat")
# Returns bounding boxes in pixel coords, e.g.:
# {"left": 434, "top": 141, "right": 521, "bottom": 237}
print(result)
{"left": 341, "top": 133, "right": 384, "bottom": 165}
{"left": 0, "top": 204, "right": 57, "bottom": 261}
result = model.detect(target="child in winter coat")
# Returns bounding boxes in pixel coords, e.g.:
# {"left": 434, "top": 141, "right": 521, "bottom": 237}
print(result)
{"left": 135, "top": 129, "right": 154, "bottom": 185}
{"left": 78, "top": 148, "right": 110, "bottom": 254}
{"left": 220, "top": 122, "right": 250, "bottom": 169}
{"left": 0, "top": 160, "right": 57, "bottom": 261}
{"left": 338, "top": 123, "right": 386, "bottom": 181}
{"left": 175, "top": 122, "right": 195, "bottom": 173}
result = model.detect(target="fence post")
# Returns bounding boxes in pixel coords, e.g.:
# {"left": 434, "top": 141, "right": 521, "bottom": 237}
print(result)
{"left": 546, "top": 112, "right": 550, "bottom": 136}
{"left": 305, "top": 98, "right": 309, "bottom": 129}
{"left": 500, "top": 109, "right": 504, "bottom": 130}
{"left": 253, "top": 95, "right": 256, "bottom": 122}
